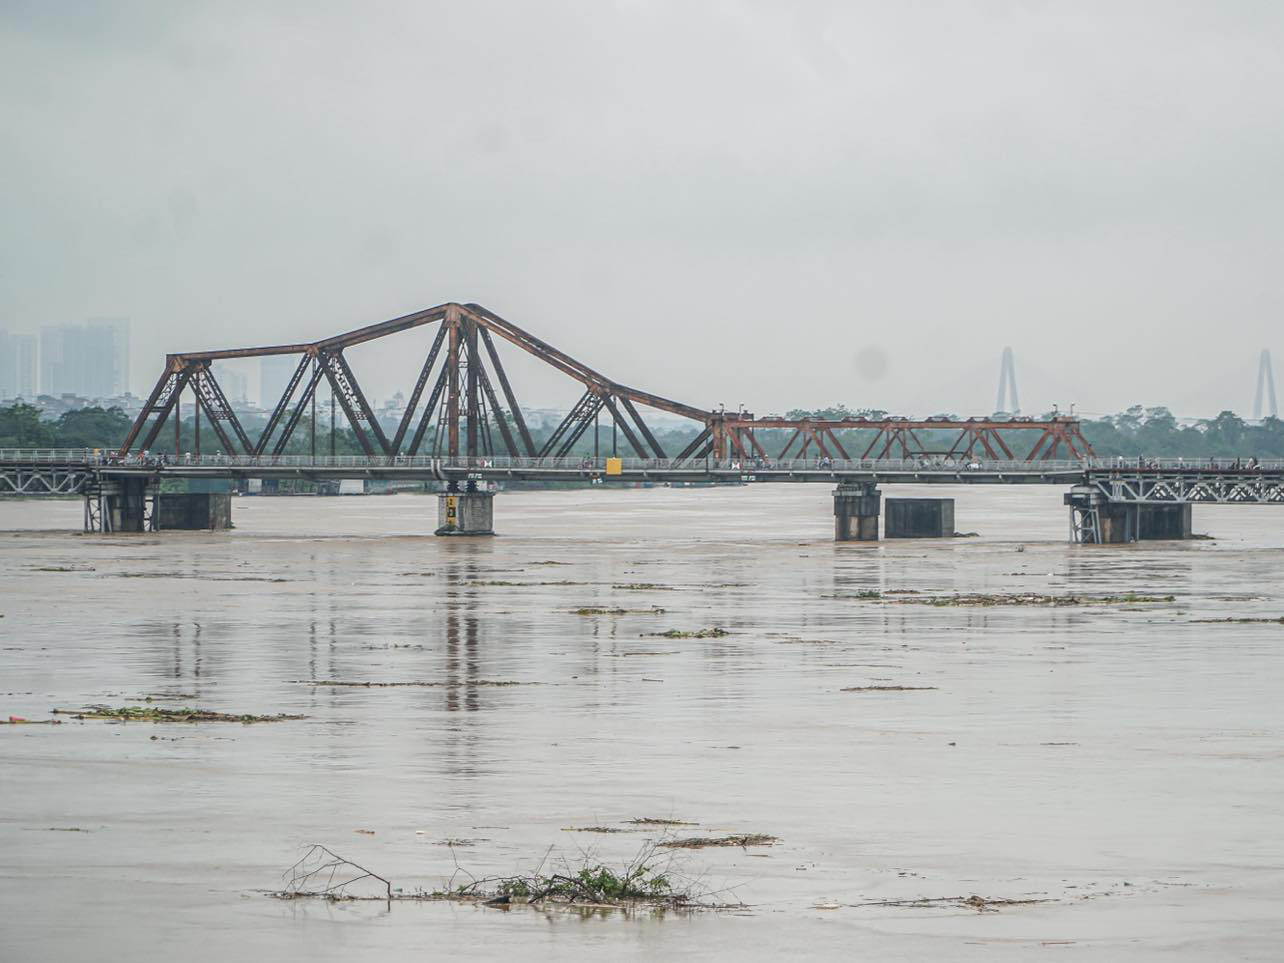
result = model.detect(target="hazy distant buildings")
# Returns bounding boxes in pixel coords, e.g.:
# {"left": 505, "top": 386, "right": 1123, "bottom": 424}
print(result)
{"left": 260, "top": 355, "right": 298, "bottom": 408}
{"left": 0, "top": 330, "right": 38, "bottom": 400}
{"left": 220, "top": 367, "right": 249, "bottom": 405}
{"left": 38, "top": 318, "right": 130, "bottom": 398}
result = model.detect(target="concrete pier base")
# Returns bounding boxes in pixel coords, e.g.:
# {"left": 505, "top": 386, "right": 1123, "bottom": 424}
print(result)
{"left": 157, "top": 493, "right": 233, "bottom": 530}
{"left": 1099, "top": 503, "right": 1192, "bottom": 542}
{"left": 834, "top": 484, "right": 881, "bottom": 541}
{"left": 1067, "top": 489, "right": 1194, "bottom": 543}
{"left": 436, "top": 492, "right": 495, "bottom": 536}
{"left": 110, "top": 477, "right": 150, "bottom": 532}
{"left": 885, "top": 498, "right": 955, "bottom": 538}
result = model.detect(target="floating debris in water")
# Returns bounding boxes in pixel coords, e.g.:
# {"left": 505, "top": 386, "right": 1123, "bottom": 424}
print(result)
{"left": 893, "top": 593, "right": 1175, "bottom": 607}
{"left": 53, "top": 705, "right": 304, "bottom": 723}
{"left": 659, "top": 834, "right": 778, "bottom": 849}
{"left": 647, "top": 628, "right": 730, "bottom": 639}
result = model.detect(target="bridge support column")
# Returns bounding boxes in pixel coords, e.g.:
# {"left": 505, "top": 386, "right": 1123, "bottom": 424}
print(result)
{"left": 834, "top": 484, "right": 880, "bottom": 541}
{"left": 436, "top": 491, "right": 495, "bottom": 536}
{"left": 1067, "top": 489, "right": 1193, "bottom": 543}
{"left": 885, "top": 498, "right": 955, "bottom": 538}
{"left": 110, "top": 477, "right": 150, "bottom": 533}
{"left": 157, "top": 493, "right": 233, "bottom": 531}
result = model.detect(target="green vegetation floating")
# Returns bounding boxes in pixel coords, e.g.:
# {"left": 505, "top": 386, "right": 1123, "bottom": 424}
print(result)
{"left": 53, "top": 705, "right": 304, "bottom": 723}
{"left": 274, "top": 842, "right": 723, "bottom": 910}
{"left": 659, "top": 834, "right": 778, "bottom": 849}
{"left": 572, "top": 607, "right": 667, "bottom": 616}
{"left": 1191, "top": 616, "right": 1284, "bottom": 624}
{"left": 298, "top": 679, "right": 525, "bottom": 688}
{"left": 648, "top": 628, "right": 730, "bottom": 639}
{"left": 893, "top": 593, "right": 1175, "bottom": 607}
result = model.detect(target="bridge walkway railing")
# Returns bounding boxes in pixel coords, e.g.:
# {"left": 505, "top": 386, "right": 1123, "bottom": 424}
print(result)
{"left": 3, "top": 449, "right": 1284, "bottom": 473}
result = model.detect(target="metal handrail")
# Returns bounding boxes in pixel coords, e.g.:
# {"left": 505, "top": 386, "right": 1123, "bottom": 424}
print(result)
{"left": 2, "top": 449, "right": 1284, "bottom": 472}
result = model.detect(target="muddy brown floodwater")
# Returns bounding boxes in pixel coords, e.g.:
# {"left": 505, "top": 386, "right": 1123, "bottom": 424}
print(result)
{"left": 2, "top": 485, "right": 1283, "bottom": 961}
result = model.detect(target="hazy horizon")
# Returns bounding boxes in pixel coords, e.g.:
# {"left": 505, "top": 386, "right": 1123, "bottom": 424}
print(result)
{"left": 3, "top": 2, "right": 1282, "bottom": 420}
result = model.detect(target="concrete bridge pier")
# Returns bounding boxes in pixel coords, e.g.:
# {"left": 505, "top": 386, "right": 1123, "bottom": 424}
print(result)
{"left": 834, "top": 483, "right": 881, "bottom": 541}
{"left": 885, "top": 498, "right": 955, "bottom": 538}
{"left": 1066, "top": 488, "right": 1193, "bottom": 543}
{"left": 108, "top": 477, "right": 151, "bottom": 532}
{"left": 435, "top": 486, "right": 495, "bottom": 536}
{"left": 157, "top": 493, "right": 233, "bottom": 530}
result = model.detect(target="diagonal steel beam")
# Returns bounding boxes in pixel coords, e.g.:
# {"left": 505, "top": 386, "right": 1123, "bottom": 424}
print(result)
{"left": 540, "top": 390, "right": 599, "bottom": 458}
{"left": 255, "top": 354, "right": 311, "bottom": 455}
{"left": 674, "top": 427, "right": 711, "bottom": 463}
{"left": 191, "top": 366, "right": 241, "bottom": 455}
{"left": 272, "top": 361, "right": 324, "bottom": 456}
{"left": 476, "top": 363, "right": 520, "bottom": 457}
{"left": 407, "top": 364, "right": 450, "bottom": 456}
{"left": 332, "top": 350, "right": 391, "bottom": 455}
{"left": 619, "top": 396, "right": 667, "bottom": 458}
{"left": 465, "top": 317, "right": 480, "bottom": 457}
{"left": 461, "top": 303, "right": 711, "bottom": 423}
{"left": 391, "top": 323, "right": 448, "bottom": 454}
{"left": 601, "top": 394, "right": 649, "bottom": 459}
{"left": 446, "top": 305, "right": 461, "bottom": 457}
{"left": 318, "top": 353, "right": 377, "bottom": 455}
{"left": 136, "top": 366, "right": 196, "bottom": 453}
{"left": 479, "top": 327, "right": 535, "bottom": 456}
{"left": 555, "top": 394, "right": 605, "bottom": 457}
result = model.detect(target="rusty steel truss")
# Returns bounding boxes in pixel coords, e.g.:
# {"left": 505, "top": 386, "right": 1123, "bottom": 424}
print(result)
{"left": 120, "top": 302, "right": 1094, "bottom": 462}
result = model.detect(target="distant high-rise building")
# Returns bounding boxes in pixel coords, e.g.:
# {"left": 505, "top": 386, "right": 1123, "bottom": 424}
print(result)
{"left": 0, "top": 330, "right": 38, "bottom": 400}
{"left": 38, "top": 318, "right": 130, "bottom": 398}
{"left": 220, "top": 367, "right": 249, "bottom": 405}
{"left": 1254, "top": 349, "right": 1278, "bottom": 421}
{"left": 89, "top": 317, "right": 130, "bottom": 397}
{"left": 995, "top": 346, "right": 1020, "bottom": 415}
{"left": 260, "top": 355, "right": 299, "bottom": 408}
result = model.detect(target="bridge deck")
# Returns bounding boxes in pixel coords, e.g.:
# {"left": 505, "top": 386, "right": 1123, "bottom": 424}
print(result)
{"left": 3, "top": 451, "right": 1283, "bottom": 502}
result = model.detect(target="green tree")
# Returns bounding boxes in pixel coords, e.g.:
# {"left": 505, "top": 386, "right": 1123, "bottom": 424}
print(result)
{"left": 53, "top": 406, "right": 133, "bottom": 449}
{"left": 0, "top": 403, "right": 55, "bottom": 447}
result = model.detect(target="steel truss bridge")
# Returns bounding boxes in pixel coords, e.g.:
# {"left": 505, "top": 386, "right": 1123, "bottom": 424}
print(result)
{"left": 116, "top": 301, "right": 1095, "bottom": 464}
{"left": 3, "top": 301, "right": 1282, "bottom": 542}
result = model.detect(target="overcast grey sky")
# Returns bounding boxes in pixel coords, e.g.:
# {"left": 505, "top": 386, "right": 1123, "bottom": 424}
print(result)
{"left": 2, "top": 1, "right": 1281, "bottom": 418}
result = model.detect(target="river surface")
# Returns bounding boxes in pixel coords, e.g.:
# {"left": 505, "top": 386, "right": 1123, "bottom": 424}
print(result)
{"left": 1, "top": 485, "right": 1282, "bottom": 961}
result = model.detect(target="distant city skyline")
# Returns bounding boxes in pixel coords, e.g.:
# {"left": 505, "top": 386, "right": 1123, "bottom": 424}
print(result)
{"left": 0, "top": 318, "right": 130, "bottom": 401}
{"left": 0, "top": 329, "right": 38, "bottom": 400}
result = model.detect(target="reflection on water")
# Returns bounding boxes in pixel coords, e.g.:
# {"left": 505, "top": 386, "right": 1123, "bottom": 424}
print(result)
{"left": 2, "top": 486, "right": 1283, "bottom": 961}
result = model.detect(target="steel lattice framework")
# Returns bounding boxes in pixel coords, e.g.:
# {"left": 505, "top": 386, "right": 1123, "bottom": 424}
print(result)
{"left": 0, "top": 467, "right": 91, "bottom": 495}
{"left": 120, "top": 301, "right": 1094, "bottom": 462}
{"left": 1085, "top": 470, "right": 1284, "bottom": 504}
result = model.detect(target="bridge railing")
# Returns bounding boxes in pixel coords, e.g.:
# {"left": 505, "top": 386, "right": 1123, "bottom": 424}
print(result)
{"left": 2, "top": 450, "right": 1283, "bottom": 473}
